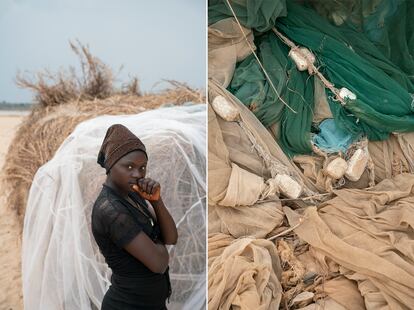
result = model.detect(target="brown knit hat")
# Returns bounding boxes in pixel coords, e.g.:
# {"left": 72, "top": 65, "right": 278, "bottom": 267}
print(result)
{"left": 97, "top": 124, "right": 147, "bottom": 172}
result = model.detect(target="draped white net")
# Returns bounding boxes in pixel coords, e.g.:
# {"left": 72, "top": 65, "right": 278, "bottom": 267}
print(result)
{"left": 22, "top": 104, "right": 206, "bottom": 310}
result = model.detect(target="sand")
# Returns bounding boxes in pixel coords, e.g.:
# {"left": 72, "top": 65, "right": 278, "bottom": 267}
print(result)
{"left": 0, "top": 114, "right": 25, "bottom": 310}
{"left": 0, "top": 114, "right": 26, "bottom": 170}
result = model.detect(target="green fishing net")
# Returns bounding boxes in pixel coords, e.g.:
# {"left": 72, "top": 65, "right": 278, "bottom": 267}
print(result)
{"left": 208, "top": 0, "right": 287, "bottom": 32}
{"left": 228, "top": 33, "right": 315, "bottom": 155}
{"left": 309, "top": 0, "right": 414, "bottom": 79}
{"left": 211, "top": 0, "right": 414, "bottom": 156}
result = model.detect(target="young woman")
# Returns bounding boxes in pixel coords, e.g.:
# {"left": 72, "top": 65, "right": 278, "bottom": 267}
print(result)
{"left": 92, "top": 124, "right": 178, "bottom": 309}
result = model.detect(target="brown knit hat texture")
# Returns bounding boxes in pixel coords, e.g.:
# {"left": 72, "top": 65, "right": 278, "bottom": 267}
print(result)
{"left": 97, "top": 124, "right": 147, "bottom": 172}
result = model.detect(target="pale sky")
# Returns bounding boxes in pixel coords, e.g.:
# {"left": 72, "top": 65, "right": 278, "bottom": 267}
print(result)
{"left": 0, "top": 0, "right": 206, "bottom": 102}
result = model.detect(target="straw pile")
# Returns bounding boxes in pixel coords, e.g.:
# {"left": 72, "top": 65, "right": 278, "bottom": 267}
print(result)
{"left": 2, "top": 42, "right": 204, "bottom": 223}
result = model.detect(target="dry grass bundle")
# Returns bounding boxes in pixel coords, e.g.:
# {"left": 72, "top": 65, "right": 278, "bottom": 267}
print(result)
{"left": 2, "top": 42, "right": 204, "bottom": 223}
{"left": 16, "top": 41, "right": 111, "bottom": 106}
{"left": 15, "top": 41, "right": 145, "bottom": 107}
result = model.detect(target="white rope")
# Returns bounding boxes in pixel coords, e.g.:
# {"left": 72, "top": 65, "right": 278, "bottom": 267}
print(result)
{"left": 272, "top": 27, "right": 347, "bottom": 106}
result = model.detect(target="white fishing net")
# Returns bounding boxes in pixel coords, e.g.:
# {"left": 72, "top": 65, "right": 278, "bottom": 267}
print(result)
{"left": 22, "top": 104, "right": 206, "bottom": 310}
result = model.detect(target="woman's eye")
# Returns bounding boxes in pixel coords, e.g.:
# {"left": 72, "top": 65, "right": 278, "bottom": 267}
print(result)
{"left": 140, "top": 166, "right": 146, "bottom": 171}
{"left": 127, "top": 165, "right": 133, "bottom": 170}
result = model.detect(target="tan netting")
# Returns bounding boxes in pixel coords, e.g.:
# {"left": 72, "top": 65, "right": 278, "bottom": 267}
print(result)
{"left": 368, "top": 133, "right": 414, "bottom": 183}
{"left": 208, "top": 18, "right": 255, "bottom": 88}
{"left": 208, "top": 79, "right": 414, "bottom": 309}
{"left": 208, "top": 233, "right": 283, "bottom": 310}
{"left": 284, "top": 174, "right": 414, "bottom": 309}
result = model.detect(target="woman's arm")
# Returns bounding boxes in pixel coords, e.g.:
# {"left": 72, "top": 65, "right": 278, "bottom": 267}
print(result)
{"left": 132, "top": 179, "right": 178, "bottom": 245}
{"left": 150, "top": 197, "right": 178, "bottom": 245}
{"left": 124, "top": 232, "right": 169, "bottom": 273}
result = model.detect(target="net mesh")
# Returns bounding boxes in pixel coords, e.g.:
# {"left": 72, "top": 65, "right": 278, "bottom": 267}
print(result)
{"left": 210, "top": 0, "right": 414, "bottom": 156}
{"left": 22, "top": 104, "right": 206, "bottom": 310}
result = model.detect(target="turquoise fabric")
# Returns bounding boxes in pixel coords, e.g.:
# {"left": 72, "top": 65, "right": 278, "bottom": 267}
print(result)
{"left": 312, "top": 119, "right": 355, "bottom": 154}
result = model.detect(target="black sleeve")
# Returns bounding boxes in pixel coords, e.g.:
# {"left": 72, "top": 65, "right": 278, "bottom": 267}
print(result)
{"left": 100, "top": 200, "right": 143, "bottom": 249}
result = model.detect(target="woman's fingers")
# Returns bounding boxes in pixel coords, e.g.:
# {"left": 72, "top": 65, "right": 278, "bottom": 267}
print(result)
{"left": 147, "top": 180, "right": 155, "bottom": 194}
{"left": 133, "top": 178, "right": 161, "bottom": 201}
{"left": 137, "top": 178, "right": 160, "bottom": 195}
{"left": 137, "top": 179, "right": 145, "bottom": 193}
{"left": 142, "top": 179, "right": 150, "bottom": 193}
{"left": 152, "top": 182, "right": 160, "bottom": 195}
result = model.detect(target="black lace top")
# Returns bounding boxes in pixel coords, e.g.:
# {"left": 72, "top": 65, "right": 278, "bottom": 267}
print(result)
{"left": 92, "top": 184, "right": 171, "bottom": 308}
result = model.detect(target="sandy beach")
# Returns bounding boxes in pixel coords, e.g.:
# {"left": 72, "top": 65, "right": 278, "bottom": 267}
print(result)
{"left": 0, "top": 114, "right": 26, "bottom": 171}
{"left": 0, "top": 114, "right": 26, "bottom": 309}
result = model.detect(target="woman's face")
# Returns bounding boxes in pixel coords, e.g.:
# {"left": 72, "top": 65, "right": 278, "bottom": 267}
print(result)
{"left": 108, "top": 150, "right": 147, "bottom": 195}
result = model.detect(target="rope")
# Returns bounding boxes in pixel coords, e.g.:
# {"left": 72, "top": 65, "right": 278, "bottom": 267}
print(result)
{"left": 272, "top": 27, "right": 348, "bottom": 106}
{"left": 238, "top": 120, "right": 291, "bottom": 177}
{"left": 267, "top": 217, "right": 305, "bottom": 241}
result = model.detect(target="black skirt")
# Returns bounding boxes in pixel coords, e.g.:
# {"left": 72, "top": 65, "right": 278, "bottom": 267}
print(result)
{"left": 101, "top": 269, "right": 171, "bottom": 310}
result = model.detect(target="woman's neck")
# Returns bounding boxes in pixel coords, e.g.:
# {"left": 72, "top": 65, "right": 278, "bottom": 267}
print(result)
{"left": 104, "top": 177, "right": 129, "bottom": 199}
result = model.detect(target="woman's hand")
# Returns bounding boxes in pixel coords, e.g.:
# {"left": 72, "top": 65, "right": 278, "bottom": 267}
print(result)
{"left": 132, "top": 178, "right": 177, "bottom": 245}
{"left": 131, "top": 178, "right": 161, "bottom": 201}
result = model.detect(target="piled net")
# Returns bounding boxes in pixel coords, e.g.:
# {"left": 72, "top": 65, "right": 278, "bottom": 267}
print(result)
{"left": 22, "top": 104, "right": 206, "bottom": 310}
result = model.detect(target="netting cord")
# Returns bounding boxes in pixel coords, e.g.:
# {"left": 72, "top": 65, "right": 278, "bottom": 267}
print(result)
{"left": 267, "top": 216, "right": 306, "bottom": 241}
{"left": 224, "top": 0, "right": 297, "bottom": 114}
{"left": 237, "top": 119, "right": 316, "bottom": 197}
{"left": 238, "top": 120, "right": 292, "bottom": 178}
{"left": 272, "top": 27, "right": 347, "bottom": 106}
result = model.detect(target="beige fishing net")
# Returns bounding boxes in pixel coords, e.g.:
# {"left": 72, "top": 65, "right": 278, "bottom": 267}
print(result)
{"left": 208, "top": 79, "right": 414, "bottom": 309}
{"left": 284, "top": 173, "right": 414, "bottom": 309}
{"left": 208, "top": 233, "right": 283, "bottom": 310}
{"left": 208, "top": 18, "right": 255, "bottom": 88}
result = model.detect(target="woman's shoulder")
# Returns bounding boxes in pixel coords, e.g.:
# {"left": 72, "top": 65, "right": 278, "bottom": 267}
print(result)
{"left": 93, "top": 186, "right": 129, "bottom": 217}
{"left": 92, "top": 187, "right": 144, "bottom": 240}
